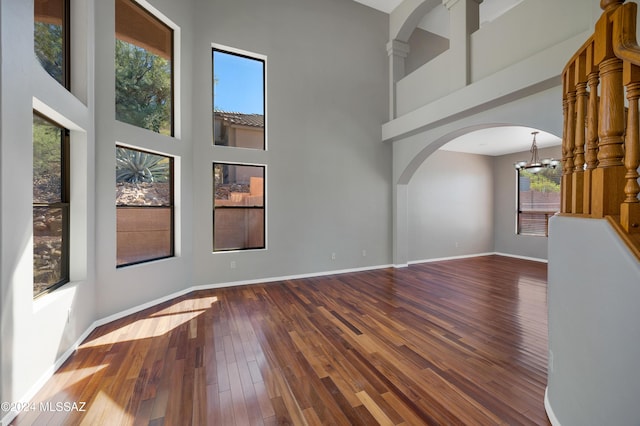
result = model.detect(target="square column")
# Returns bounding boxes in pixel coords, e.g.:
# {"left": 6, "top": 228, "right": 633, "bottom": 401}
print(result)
{"left": 444, "top": 0, "right": 482, "bottom": 90}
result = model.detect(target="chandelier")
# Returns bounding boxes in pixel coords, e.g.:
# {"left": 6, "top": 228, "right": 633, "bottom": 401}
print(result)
{"left": 514, "top": 131, "right": 560, "bottom": 173}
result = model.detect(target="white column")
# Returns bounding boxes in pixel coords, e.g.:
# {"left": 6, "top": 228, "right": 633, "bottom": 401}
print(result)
{"left": 387, "top": 39, "right": 410, "bottom": 120}
{"left": 444, "top": 0, "right": 482, "bottom": 90}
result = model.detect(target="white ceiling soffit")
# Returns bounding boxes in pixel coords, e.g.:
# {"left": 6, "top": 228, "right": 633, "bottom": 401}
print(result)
{"left": 439, "top": 126, "right": 561, "bottom": 157}
{"left": 353, "top": 0, "right": 524, "bottom": 38}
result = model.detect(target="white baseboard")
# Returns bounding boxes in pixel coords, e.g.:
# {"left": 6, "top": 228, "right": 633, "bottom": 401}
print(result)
{"left": 97, "top": 263, "right": 391, "bottom": 326}
{"left": 544, "top": 387, "right": 561, "bottom": 425}
{"left": 408, "top": 252, "right": 495, "bottom": 265}
{"left": 408, "top": 252, "right": 548, "bottom": 265}
{"left": 494, "top": 252, "right": 548, "bottom": 263}
{"left": 1, "top": 323, "right": 97, "bottom": 426}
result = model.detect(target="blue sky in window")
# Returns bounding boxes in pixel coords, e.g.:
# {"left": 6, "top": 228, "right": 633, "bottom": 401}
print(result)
{"left": 213, "top": 50, "right": 264, "bottom": 115}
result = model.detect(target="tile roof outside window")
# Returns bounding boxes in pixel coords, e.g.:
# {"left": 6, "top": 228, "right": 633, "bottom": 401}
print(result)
{"left": 214, "top": 110, "right": 264, "bottom": 128}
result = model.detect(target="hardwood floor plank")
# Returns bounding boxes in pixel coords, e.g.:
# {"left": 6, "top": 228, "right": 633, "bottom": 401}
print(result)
{"left": 11, "top": 255, "right": 550, "bottom": 425}
{"left": 355, "top": 390, "right": 394, "bottom": 426}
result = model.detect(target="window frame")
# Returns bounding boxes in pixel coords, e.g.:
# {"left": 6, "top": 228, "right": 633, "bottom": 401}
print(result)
{"left": 212, "top": 162, "right": 266, "bottom": 252}
{"left": 34, "top": 0, "right": 71, "bottom": 89}
{"left": 115, "top": 0, "right": 175, "bottom": 136}
{"left": 33, "top": 111, "right": 70, "bottom": 298}
{"left": 212, "top": 46, "right": 266, "bottom": 150}
{"left": 516, "top": 167, "right": 561, "bottom": 237}
{"left": 116, "top": 145, "right": 175, "bottom": 267}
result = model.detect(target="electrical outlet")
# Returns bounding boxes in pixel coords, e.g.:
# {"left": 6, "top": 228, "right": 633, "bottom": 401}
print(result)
{"left": 331, "top": 253, "right": 336, "bottom": 260}
{"left": 362, "top": 249, "right": 367, "bottom": 257}
{"left": 230, "top": 260, "right": 236, "bottom": 269}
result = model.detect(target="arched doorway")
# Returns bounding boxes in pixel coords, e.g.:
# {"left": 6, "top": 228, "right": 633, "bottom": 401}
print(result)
{"left": 392, "top": 118, "right": 562, "bottom": 266}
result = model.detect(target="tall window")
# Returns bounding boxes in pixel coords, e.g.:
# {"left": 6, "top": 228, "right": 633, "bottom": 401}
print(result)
{"left": 34, "top": 0, "right": 70, "bottom": 88}
{"left": 213, "top": 49, "right": 265, "bottom": 149}
{"left": 517, "top": 168, "right": 561, "bottom": 236}
{"left": 213, "top": 163, "right": 265, "bottom": 251}
{"left": 116, "top": 146, "right": 174, "bottom": 266}
{"left": 115, "top": 0, "right": 173, "bottom": 135}
{"left": 33, "top": 113, "right": 70, "bottom": 297}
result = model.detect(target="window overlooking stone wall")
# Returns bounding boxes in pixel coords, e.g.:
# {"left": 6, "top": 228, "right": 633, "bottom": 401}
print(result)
{"left": 213, "top": 163, "right": 265, "bottom": 251}
{"left": 116, "top": 146, "right": 174, "bottom": 266}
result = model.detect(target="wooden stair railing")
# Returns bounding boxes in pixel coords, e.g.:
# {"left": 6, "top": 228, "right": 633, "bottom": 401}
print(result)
{"left": 562, "top": 0, "right": 640, "bottom": 256}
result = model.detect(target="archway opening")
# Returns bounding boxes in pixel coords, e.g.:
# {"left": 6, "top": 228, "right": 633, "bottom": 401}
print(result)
{"left": 400, "top": 125, "right": 561, "bottom": 264}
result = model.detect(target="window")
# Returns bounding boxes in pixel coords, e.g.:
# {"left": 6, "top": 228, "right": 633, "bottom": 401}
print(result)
{"left": 115, "top": 0, "right": 173, "bottom": 135}
{"left": 116, "top": 146, "right": 174, "bottom": 266}
{"left": 34, "top": 0, "right": 70, "bottom": 88}
{"left": 213, "top": 163, "right": 265, "bottom": 251}
{"left": 33, "top": 112, "right": 70, "bottom": 297}
{"left": 517, "top": 168, "right": 561, "bottom": 236}
{"left": 213, "top": 49, "right": 265, "bottom": 149}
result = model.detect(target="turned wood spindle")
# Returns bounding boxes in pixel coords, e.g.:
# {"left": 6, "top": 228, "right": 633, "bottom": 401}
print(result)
{"left": 589, "top": 56, "right": 626, "bottom": 218}
{"left": 562, "top": 81, "right": 577, "bottom": 214}
{"left": 597, "top": 58, "right": 625, "bottom": 169}
{"left": 621, "top": 80, "right": 640, "bottom": 232}
{"left": 584, "top": 70, "right": 600, "bottom": 215}
{"left": 573, "top": 79, "right": 588, "bottom": 214}
{"left": 585, "top": 72, "right": 600, "bottom": 172}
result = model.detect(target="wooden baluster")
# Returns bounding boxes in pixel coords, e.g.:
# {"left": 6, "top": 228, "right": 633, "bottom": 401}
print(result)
{"left": 621, "top": 62, "right": 640, "bottom": 233}
{"left": 584, "top": 44, "right": 599, "bottom": 215}
{"left": 562, "top": 68, "right": 576, "bottom": 214}
{"left": 561, "top": 94, "right": 569, "bottom": 213}
{"left": 573, "top": 53, "right": 588, "bottom": 214}
{"left": 592, "top": 2, "right": 627, "bottom": 217}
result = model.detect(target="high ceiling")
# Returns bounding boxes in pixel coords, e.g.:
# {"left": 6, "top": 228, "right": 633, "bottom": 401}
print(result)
{"left": 439, "top": 127, "right": 561, "bottom": 157}
{"left": 353, "top": 0, "right": 524, "bottom": 36}
{"left": 353, "top": 0, "right": 560, "bottom": 156}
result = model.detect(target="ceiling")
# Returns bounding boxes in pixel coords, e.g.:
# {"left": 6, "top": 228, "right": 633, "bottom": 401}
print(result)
{"left": 352, "top": 0, "right": 524, "bottom": 35}
{"left": 352, "top": 0, "right": 560, "bottom": 156}
{"left": 439, "top": 126, "right": 561, "bottom": 157}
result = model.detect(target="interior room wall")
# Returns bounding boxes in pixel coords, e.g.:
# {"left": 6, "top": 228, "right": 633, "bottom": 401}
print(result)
{"left": 408, "top": 150, "right": 494, "bottom": 262}
{"left": 548, "top": 216, "right": 640, "bottom": 425}
{"left": 93, "top": 0, "right": 197, "bottom": 318}
{"left": 1, "top": 0, "right": 97, "bottom": 408}
{"left": 190, "top": 0, "right": 391, "bottom": 286}
{"left": 405, "top": 28, "right": 449, "bottom": 76}
{"left": 470, "top": 0, "right": 593, "bottom": 81}
{"left": 493, "top": 145, "right": 561, "bottom": 260}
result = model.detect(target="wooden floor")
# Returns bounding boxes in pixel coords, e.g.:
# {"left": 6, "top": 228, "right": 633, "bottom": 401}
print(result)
{"left": 12, "top": 255, "right": 550, "bottom": 425}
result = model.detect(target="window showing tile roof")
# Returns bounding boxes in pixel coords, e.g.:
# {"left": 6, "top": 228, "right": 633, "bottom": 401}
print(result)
{"left": 214, "top": 110, "right": 264, "bottom": 128}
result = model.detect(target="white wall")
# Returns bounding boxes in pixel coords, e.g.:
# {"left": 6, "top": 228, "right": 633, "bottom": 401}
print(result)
{"left": 407, "top": 145, "right": 561, "bottom": 263}
{"left": 1, "top": 0, "right": 97, "bottom": 409}
{"left": 547, "top": 216, "right": 640, "bottom": 425}
{"left": 405, "top": 28, "right": 448, "bottom": 76}
{"left": 93, "top": 0, "right": 196, "bottom": 318}
{"left": 1, "top": 0, "right": 391, "bottom": 413}
{"left": 394, "top": 0, "right": 594, "bottom": 118}
{"left": 408, "top": 150, "right": 493, "bottom": 262}
{"left": 470, "top": 0, "right": 593, "bottom": 82}
{"left": 190, "top": 0, "right": 391, "bottom": 285}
